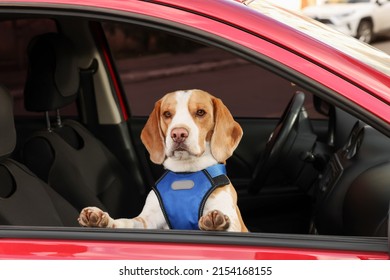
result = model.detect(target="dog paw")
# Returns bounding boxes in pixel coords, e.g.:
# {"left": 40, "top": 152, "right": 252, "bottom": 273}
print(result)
{"left": 198, "top": 210, "right": 230, "bottom": 231}
{"left": 78, "top": 207, "right": 110, "bottom": 228}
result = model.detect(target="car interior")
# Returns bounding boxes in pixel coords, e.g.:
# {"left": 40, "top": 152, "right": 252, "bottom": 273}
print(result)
{"left": 0, "top": 15, "right": 389, "bottom": 237}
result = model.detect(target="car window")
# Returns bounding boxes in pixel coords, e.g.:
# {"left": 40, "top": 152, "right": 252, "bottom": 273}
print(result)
{"left": 103, "top": 22, "right": 322, "bottom": 119}
{"left": 0, "top": 18, "right": 77, "bottom": 117}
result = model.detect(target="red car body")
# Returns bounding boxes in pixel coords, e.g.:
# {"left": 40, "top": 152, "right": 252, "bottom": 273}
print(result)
{"left": 1, "top": 238, "right": 389, "bottom": 260}
{"left": 0, "top": 0, "right": 389, "bottom": 260}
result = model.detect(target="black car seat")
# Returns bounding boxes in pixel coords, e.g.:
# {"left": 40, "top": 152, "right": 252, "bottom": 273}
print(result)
{"left": 22, "top": 33, "right": 144, "bottom": 218}
{"left": 0, "top": 85, "right": 79, "bottom": 226}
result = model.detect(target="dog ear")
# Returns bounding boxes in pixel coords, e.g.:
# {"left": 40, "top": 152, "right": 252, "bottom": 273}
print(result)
{"left": 210, "top": 97, "right": 243, "bottom": 163}
{"left": 141, "top": 100, "right": 166, "bottom": 164}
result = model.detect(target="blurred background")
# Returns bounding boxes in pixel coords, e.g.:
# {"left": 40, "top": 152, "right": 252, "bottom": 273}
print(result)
{"left": 275, "top": 0, "right": 390, "bottom": 47}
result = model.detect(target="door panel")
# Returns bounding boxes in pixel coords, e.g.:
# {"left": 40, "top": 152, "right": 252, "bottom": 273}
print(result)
{"left": 0, "top": 229, "right": 388, "bottom": 259}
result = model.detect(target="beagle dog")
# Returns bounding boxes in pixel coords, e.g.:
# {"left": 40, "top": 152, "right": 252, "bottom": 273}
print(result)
{"left": 78, "top": 89, "right": 248, "bottom": 232}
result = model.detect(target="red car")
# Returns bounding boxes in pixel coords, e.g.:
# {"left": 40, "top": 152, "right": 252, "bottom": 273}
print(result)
{"left": 0, "top": 0, "right": 389, "bottom": 260}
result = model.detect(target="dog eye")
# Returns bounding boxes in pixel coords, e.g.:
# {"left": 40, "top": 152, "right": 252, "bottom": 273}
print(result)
{"left": 196, "top": 109, "right": 206, "bottom": 117}
{"left": 163, "top": 111, "right": 172, "bottom": 118}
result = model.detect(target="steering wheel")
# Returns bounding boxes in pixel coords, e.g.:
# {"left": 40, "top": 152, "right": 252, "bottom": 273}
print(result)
{"left": 248, "top": 91, "right": 306, "bottom": 194}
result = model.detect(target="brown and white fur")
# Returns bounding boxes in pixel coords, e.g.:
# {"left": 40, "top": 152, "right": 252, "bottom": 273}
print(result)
{"left": 78, "top": 89, "right": 248, "bottom": 232}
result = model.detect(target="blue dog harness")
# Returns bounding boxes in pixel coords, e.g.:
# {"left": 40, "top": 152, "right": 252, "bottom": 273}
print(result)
{"left": 153, "top": 164, "right": 230, "bottom": 230}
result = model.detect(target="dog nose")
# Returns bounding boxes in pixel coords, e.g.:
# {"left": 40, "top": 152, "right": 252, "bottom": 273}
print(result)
{"left": 171, "top": 127, "right": 188, "bottom": 143}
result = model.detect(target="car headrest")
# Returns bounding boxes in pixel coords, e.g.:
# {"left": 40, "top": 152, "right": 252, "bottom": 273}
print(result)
{"left": 24, "top": 33, "right": 80, "bottom": 112}
{"left": 0, "top": 85, "right": 16, "bottom": 160}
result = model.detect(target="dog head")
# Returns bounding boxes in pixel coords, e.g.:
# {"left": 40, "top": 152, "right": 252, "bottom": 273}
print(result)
{"left": 141, "top": 89, "right": 242, "bottom": 171}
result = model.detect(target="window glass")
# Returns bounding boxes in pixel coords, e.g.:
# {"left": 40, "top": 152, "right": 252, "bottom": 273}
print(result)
{"left": 0, "top": 19, "right": 76, "bottom": 117}
{"left": 103, "top": 23, "right": 313, "bottom": 118}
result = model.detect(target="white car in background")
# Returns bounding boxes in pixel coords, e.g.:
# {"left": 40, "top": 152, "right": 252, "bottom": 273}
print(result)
{"left": 303, "top": 0, "right": 390, "bottom": 43}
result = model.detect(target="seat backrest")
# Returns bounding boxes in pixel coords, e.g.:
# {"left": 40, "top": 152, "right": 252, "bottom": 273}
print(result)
{"left": 343, "top": 162, "right": 390, "bottom": 236}
{"left": 22, "top": 33, "right": 144, "bottom": 218}
{"left": 0, "top": 85, "right": 79, "bottom": 226}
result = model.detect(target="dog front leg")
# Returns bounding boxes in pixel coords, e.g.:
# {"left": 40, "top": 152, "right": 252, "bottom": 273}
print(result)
{"left": 78, "top": 206, "right": 114, "bottom": 228}
{"left": 199, "top": 185, "right": 246, "bottom": 232}
{"left": 78, "top": 191, "right": 167, "bottom": 229}
{"left": 198, "top": 209, "right": 230, "bottom": 231}
{"left": 78, "top": 207, "right": 145, "bottom": 228}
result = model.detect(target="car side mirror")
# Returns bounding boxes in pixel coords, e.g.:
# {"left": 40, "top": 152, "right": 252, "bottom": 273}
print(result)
{"left": 376, "top": 0, "right": 386, "bottom": 6}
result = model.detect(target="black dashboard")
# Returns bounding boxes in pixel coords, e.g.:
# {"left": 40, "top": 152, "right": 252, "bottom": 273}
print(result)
{"left": 313, "top": 115, "right": 390, "bottom": 236}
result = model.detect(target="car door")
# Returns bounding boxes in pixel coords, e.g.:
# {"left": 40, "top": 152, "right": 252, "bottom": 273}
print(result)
{"left": 0, "top": 0, "right": 389, "bottom": 261}
{"left": 373, "top": 0, "right": 390, "bottom": 32}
